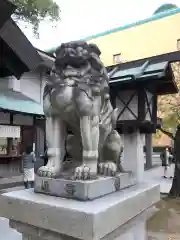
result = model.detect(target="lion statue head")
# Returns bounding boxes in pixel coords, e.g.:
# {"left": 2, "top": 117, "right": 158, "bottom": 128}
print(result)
{"left": 51, "top": 41, "right": 109, "bottom": 98}
{"left": 54, "top": 41, "right": 104, "bottom": 73}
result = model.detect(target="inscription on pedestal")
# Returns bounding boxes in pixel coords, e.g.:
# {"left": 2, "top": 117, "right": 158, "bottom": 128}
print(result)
{"left": 35, "top": 172, "right": 135, "bottom": 200}
{"left": 64, "top": 184, "right": 76, "bottom": 195}
{"left": 41, "top": 180, "right": 49, "bottom": 192}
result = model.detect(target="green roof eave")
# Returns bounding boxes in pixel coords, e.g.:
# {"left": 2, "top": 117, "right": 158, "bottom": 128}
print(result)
{"left": 83, "top": 8, "right": 180, "bottom": 42}
{"left": 110, "top": 61, "right": 168, "bottom": 80}
{"left": 45, "top": 7, "right": 180, "bottom": 53}
{"left": 0, "top": 93, "right": 44, "bottom": 115}
{"left": 153, "top": 4, "right": 178, "bottom": 15}
{"left": 109, "top": 60, "right": 178, "bottom": 95}
{"left": 110, "top": 72, "right": 163, "bottom": 84}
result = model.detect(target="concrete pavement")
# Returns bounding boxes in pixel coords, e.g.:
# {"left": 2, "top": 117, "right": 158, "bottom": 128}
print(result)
{"left": 0, "top": 175, "right": 23, "bottom": 190}
{"left": 145, "top": 164, "right": 175, "bottom": 194}
{"left": 0, "top": 186, "right": 24, "bottom": 194}
{"left": 0, "top": 218, "right": 21, "bottom": 240}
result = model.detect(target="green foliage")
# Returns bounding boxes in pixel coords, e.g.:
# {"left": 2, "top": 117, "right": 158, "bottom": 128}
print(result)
{"left": 155, "top": 130, "right": 162, "bottom": 139}
{"left": 163, "top": 112, "right": 180, "bottom": 130}
{"left": 13, "top": 0, "right": 60, "bottom": 35}
{"left": 154, "top": 62, "right": 180, "bottom": 144}
{"left": 160, "top": 97, "right": 180, "bottom": 131}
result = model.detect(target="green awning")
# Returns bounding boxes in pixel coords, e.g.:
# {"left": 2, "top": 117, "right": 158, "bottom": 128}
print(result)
{"left": 0, "top": 92, "right": 44, "bottom": 115}
{"left": 109, "top": 61, "right": 168, "bottom": 81}
{"left": 109, "top": 60, "right": 178, "bottom": 95}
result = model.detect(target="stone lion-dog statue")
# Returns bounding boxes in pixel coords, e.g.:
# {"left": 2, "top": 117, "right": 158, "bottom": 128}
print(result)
{"left": 38, "top": 41, "right": 123, "bottom": 180}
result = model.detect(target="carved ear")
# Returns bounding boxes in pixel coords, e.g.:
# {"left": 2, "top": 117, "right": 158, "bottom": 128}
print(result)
{"left": 89, "top": 43, "right": 101, "bottom": 56}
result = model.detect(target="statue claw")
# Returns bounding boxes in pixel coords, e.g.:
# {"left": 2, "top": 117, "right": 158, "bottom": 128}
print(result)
{"left": 37, "top": 166, "right": 60, "bottom": 178}
{"left": 98, "top": 162, "right": 117, "bottom": 176}
{"left": 74, "top": 165, "right": 95, "bottom": 180}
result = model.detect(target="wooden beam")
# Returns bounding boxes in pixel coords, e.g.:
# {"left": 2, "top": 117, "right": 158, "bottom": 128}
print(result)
{"left": 0, "top": 19, "right": 42, "bottom": 75}
{"left": 0, "top": 0, "right": 16, "bottom": 29}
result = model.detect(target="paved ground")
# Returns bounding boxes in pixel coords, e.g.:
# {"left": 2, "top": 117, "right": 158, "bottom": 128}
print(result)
{"left": 0, "top": 175, "right": 23, "bottom": 190}
{"left": 0, "top": 186, "right": 24, "bottom": 194}
{"left": 0, "top": 218, "right": 21, "bottom": 240}
{"left": 147, "top": 231, "right": 180, "bottom": 240}
{"left": 145, "top": 164, "right": 175, "bottom": 194}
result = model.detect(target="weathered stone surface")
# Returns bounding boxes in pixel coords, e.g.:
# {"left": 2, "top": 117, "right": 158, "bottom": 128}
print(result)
{"left": 34, "top": 172, "right": 135, "bottom": 200}
{"left": 0, "top": 182, "right": 160, "bottom": 240}
{"left": 9, "top": 206, "right": 157, "bottom": 240}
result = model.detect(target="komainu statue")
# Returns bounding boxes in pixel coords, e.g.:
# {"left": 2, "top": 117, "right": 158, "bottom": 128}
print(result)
{"left": 38, "top": 41, "right": 123, "bottom": 180}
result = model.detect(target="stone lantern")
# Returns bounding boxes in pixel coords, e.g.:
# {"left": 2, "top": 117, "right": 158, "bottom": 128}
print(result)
{"left": 112, "top": 86, "right": 157, "bottom": 134}
{"left": 109, "top": 61, "right": 177, "bottom": 133}
{"left": 109, "top": 60, "right": 178, "bottom": 182}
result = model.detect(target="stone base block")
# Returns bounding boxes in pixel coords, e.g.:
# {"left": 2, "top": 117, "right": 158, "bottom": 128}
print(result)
{"left": 9, "top": 206, "right": 157, "bottom": 240}
{"left": 0, "top": 182, "right": 160, "bottom": 240}
{"left": 34, "top": 172, "right": 135, "bottom": 201}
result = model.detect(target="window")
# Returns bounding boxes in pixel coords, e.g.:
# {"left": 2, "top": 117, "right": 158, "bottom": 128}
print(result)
{"left": 113, "top": 53, "right": 121, "bottom": 64}
{"left": 0, "top": 137, "right": 21, "bottom": 156}
{"left": 177, "top": 39, "right": 180, "bottom": 50}
{"left": 0, "top": 138, "right": 8, "bottom": 155}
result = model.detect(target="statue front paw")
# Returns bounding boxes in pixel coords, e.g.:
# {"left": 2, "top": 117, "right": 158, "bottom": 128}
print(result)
{"left": 74, "top": 165, "right": 96, "bottom": 180}
{"left": 98, "top": 162, "right": 117, "bottom": 176}
{"left": 37, "top": 166, "right": 60, "bottom": 178}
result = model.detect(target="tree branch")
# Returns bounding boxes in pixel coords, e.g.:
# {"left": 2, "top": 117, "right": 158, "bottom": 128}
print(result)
{"left": 159, "top": 127, "right": 175, "bottom": 140}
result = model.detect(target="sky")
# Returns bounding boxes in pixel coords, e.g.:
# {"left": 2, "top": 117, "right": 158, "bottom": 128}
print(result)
{"left": 22, "top": 0, "right": 180, "bottom": 51}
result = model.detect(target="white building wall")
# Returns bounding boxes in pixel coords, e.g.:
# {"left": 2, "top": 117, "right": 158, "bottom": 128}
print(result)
{"left": 0, "top": 76, "right": 20, "bottom": 92}
{"left": 20, "top": 72, "right": 42, "bottom": 103}
{"left": 0, "top": 77, "right": 10, "bottom": 90}
{"left": 0, "top": 71, "right": 45, "bottom": 105}
{"left": 0, "top": 51, "right": 54, "bottom": 104}
{"left": 0, "top": 54, "right": 54, "bottom": 176}
{"left": 8, "top": 76, "right": 21, "bottom": 92}
{"left": 0, "top": 112, "right": 10, "bottom": 124}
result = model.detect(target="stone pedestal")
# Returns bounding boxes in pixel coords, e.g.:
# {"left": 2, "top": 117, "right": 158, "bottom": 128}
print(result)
{"left": 34, "top": 171, "right": 135, "bottom": 200}
{"left": 123, "top": 132, "right": 145, "bottom": 182}
{"left": 9, "top": 205, "right": 156, "bottom": 240}
{"left": 0, "top": 182, "right": 160, "bottom": 240}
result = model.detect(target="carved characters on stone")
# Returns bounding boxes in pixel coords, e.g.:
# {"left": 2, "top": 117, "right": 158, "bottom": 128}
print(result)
{"left": 64, "top": 184, "right": 76, "bottom": 196}
{"left": 38, "top": 41, "right": 123, "bottom": 180}
{"left": 41, "top": 180, "right": 49, "bottom": 192}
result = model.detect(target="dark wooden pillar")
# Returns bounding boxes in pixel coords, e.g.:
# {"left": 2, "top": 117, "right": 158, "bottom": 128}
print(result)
{"left": 34, "top": 117, "right": 45, "bottom": 170}
{"left": 145, "top": 134, "right": 153, "bottom": 169}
